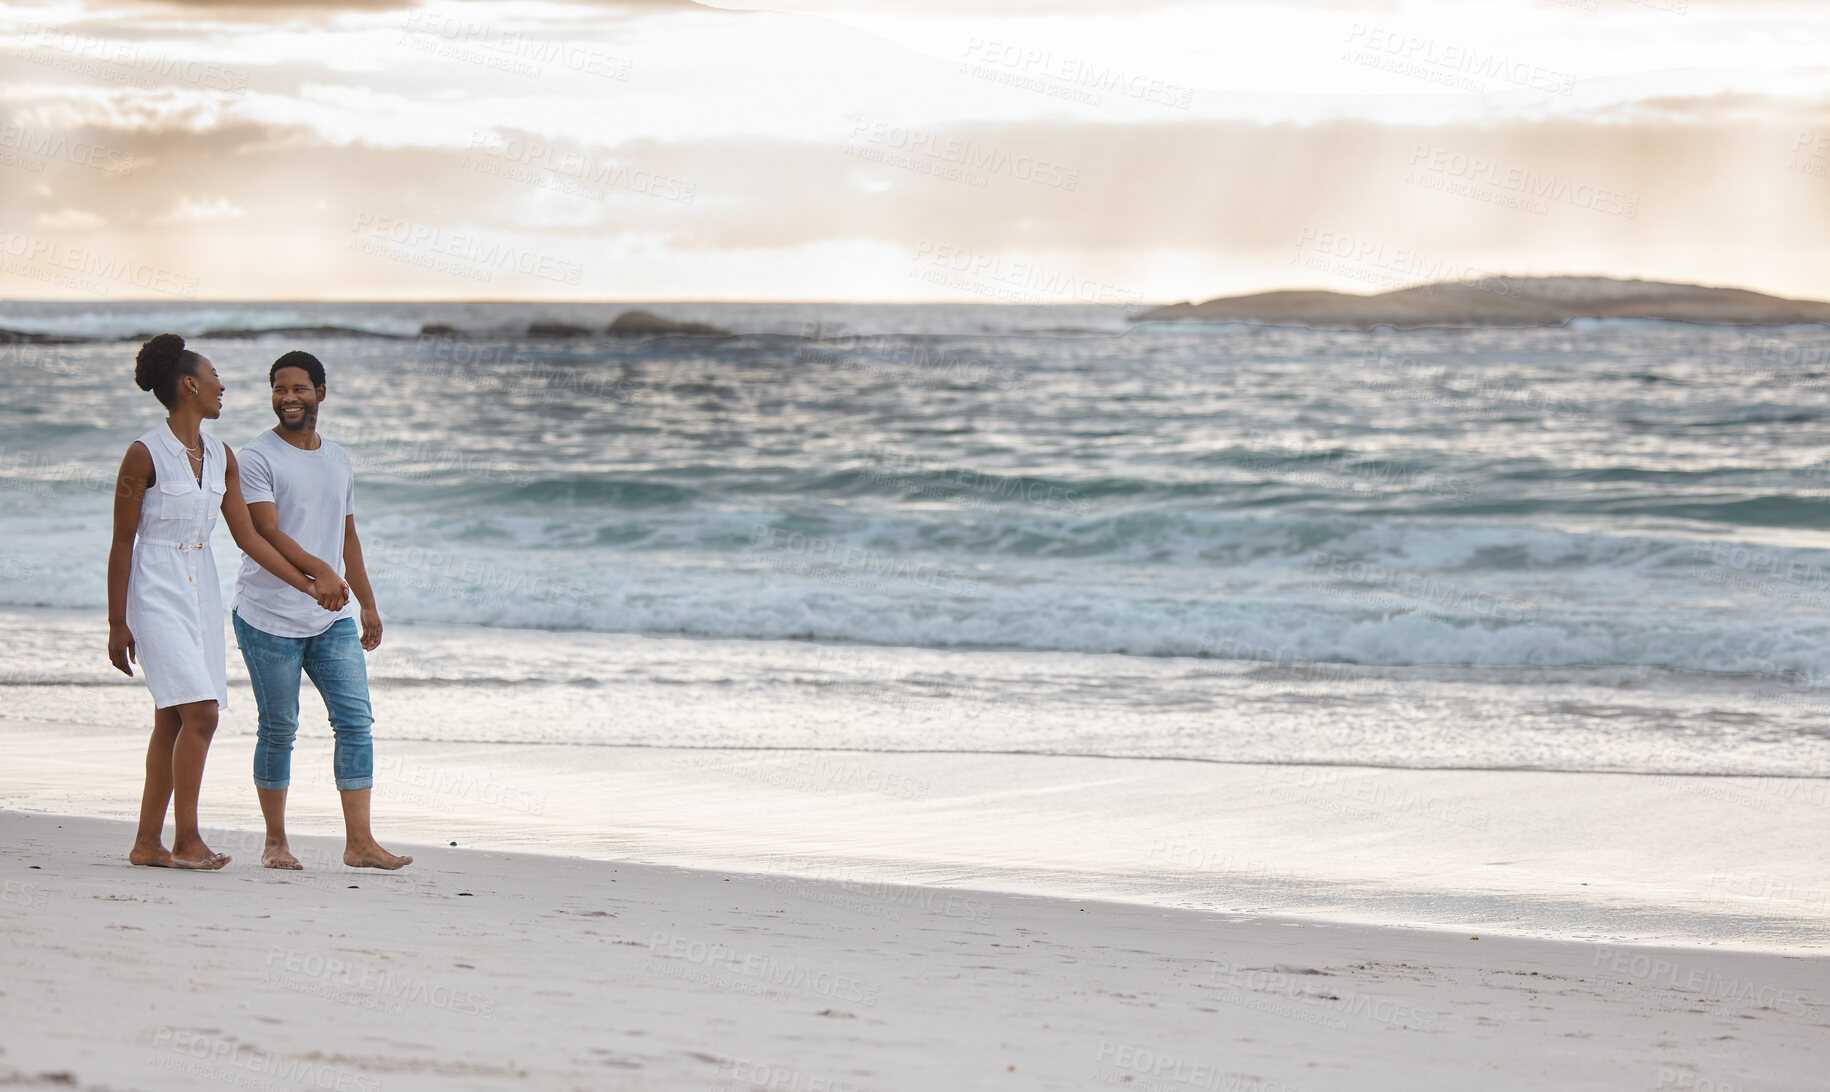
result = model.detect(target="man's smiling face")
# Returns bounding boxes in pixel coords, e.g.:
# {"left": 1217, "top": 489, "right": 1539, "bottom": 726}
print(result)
{"left": 271, "top": 365, "right": 323, "bottom": 432}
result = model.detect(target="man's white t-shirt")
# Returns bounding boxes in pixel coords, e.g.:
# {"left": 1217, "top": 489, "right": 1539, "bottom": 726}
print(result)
{"left": 233, "top": 429, "right": 358, "bottom": 638}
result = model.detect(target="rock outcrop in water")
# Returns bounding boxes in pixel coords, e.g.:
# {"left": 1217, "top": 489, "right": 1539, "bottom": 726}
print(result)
{"left": 198, "top": 325, "right": 403, "bottom": 339}
{"left": 0, "top": 328, "right": 86, "bottom": 344}
{"left": 606, "top": 310, "right": 730, "bottom": 337}
{"left": 526, "top": 322, "right": 595, "bottom": 338}
{"left": 1131, "top": 276, "right": 1830, "bottom": 329}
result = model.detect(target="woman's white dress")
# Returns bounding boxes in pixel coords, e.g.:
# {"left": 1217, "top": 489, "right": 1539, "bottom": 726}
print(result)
{"left": 124, "top": 421, "right": 229, "bottom": 709}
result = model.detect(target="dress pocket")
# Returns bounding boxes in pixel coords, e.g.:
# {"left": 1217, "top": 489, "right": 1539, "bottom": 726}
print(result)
{"left": 204, "top": 477, "right": 227, "bottom": 530}
{"left": 158, "top": 480, "right": 200, "bottom": 522}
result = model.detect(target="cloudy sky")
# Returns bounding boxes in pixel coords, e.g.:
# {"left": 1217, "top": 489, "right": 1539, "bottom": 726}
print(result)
{"left": 2, "top": 0, "right": 1827, "bottom": 303}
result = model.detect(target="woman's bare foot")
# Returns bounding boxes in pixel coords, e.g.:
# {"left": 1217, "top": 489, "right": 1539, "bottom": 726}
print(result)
{"left": 129, "top": 841, "right": 173, "bottom": 867}
{"left": 170, "top": 835, "right": 230, "bottom": 870}
{"left": 262, "top": 839, "right": 303, "bottom": 870}
{"left": 345, "top": 841, "right": 412, "bottom": 870}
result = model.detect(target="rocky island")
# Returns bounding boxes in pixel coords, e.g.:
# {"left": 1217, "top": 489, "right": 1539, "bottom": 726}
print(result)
{"left": 1131, "top": 276, "right": 1830, "bottom": 329}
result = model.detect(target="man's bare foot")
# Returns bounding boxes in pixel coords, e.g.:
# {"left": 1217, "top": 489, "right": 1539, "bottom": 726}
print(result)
{"left": 262, "top": 839, "right": 303, "bottom": 870}
{"left": 170, "top": 836, "right": 230, "bottom": 871}
{"left": 129, "top": 842, "right": 173, "bottom": 867}
{"left": 345, "top": 843, "right": 412, "bottom": 870}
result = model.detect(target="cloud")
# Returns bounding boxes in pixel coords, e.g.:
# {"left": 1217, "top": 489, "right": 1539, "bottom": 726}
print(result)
{"left": 4, "top": 0, "right": 1828, "bottom": 300}
{"left": 5, "top": 105, "right": 1828, "bottom": 301}
{"left": 34, "top": 208, "right": 107, "bottom": 230}
{"left": 152, "top": 195, "right": 246, "bottom": 223}
{"left": 1610, "top": 90, "right": 1830, "bottom": 127}
{"left": 53, "top": 0, "right": 704, "bottom": 17}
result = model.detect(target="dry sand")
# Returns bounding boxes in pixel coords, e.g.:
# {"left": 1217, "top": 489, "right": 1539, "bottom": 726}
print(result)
{"left": 1, "top": 810, "right": 1825, "bottom": 1092}
{"left": 4, "top": 714, "right": 1826, "bottom": 949}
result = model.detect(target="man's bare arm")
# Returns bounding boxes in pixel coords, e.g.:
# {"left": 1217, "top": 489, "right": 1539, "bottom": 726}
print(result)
{"left": 343, "top": 514, "right": 382, "bottom": 651}
{"left": 225, "top": 450, "right": 343, "bottom": 612}
{"left": 248, "top": 499, "right": 348, "bottom": 608}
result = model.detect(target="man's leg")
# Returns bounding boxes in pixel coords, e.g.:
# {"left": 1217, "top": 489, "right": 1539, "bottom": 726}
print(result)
{"left": 303, "top": 619, "right": 411, "bottom": 870}
{"left": 335, "top": 786, "right": 411, "bottom": 870}
{"left": 129, "top": 705, "right": 182, "bottom": 866}
{"left": 235, "top": 611, "right": 306, "bottom": 869}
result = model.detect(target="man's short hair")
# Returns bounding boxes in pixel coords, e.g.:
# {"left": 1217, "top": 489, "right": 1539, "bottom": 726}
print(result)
{"left": 270, "top": 350, "right": 326, "bottom": 388}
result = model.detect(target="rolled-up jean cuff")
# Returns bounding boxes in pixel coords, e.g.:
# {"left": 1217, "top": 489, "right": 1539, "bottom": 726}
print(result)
{"left": 254, "top": 776, "right": 291, "bottom": 791}
{"left": 336, "top": 776, "right": 374, "bottom": 791}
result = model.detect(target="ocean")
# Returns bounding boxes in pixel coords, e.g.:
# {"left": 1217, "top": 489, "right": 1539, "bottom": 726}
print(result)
{"left": 4, "top": 300, "right": 1830, "bottom": 786}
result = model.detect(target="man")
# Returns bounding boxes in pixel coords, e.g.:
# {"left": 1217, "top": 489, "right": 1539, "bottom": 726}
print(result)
{"left": 232, "top": 349, "right": 411, "bottom": 870}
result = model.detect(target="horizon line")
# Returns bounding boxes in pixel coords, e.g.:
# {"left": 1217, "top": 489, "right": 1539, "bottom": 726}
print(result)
{"left": 4, "top": 274, "right": 1824, "bottom": 309}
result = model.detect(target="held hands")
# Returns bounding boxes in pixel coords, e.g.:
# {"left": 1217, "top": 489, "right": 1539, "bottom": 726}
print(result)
{"left": 107, "top": 621, "right": 136, "bottom": 677}
{"left": 305, "top": 575, "right": 352, "bottom": 612}
{"left": 300, "top": 553, "right": 349, "bottom": 611}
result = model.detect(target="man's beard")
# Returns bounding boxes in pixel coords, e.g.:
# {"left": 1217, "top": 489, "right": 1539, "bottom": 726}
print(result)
{"left": 277, "top": 405, "right": 317, "bottom": 432}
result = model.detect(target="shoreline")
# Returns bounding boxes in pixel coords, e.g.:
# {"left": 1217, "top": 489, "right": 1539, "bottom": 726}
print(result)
{"left": 6, "top": 604, "right": 1829, "bottom": 783}
{"left": 3, "top": 810, "right": 1825, "bottom": 1092}
{"left": 3, "top": 716, "right": 1826, "bottom": 953}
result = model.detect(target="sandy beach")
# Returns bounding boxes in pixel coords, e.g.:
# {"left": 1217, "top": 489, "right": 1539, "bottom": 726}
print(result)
{"left": 8, "top": 0, "right": 1830, "bottom": 1084}
{"left": 4, "top": 695, "right": 1829, "bottom": 949}
{"left": 3, "top": 607, "right": 1827, "bottom": 1088}
{"left": 1, "top": 810, "right": 1824, "bottom": 1092}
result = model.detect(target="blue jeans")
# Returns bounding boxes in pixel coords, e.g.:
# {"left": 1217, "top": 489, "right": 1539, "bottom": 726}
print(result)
{"left": 233, "top": 611, "right": 375, "bottom": 791}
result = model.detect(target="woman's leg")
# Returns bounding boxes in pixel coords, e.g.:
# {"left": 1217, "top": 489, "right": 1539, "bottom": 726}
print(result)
{"left": 128, "top": 705, "right": 182, "bottom": 866}
{"left": 168, "top": 698, "right": 229, "bottom": 869}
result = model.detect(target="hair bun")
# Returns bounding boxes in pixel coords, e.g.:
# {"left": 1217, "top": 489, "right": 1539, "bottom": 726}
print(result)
{"left": 135, "top": 333, "right": 187, "bottom": 393}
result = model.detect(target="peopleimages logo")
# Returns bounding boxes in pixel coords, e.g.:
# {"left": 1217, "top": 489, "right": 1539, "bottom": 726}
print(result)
{"left": 150, "top": 1028, "right": 383, "bottom": 1091}
{"left": 845, "top": 118, "right": 1079, "bottom": 190}
{"left": 349, "top": 212, "right": 583, "bottom": 286}
{"left": 262, "top": 947, "right": 496, "bottom": 1018}
{"left": 369, "top": 538, "right": 598, "bottom": 610}
{"left": 1406, "top": 146, "right": 1638, "bottom": 218}
{"left": 1093, "top": 1042, "right": 1313, "bottom": 1091}
{"left": 466, "top": 131, "right": 696, "bottom": 204}
{"left": 959, "top": 39, "right": 1195, "bottom": 108}
{"left": 0, "top": 124, "right": 136, "bottom": 174}
{"left": 747, "top": 525, "right": 984, "bottom": 598}
{"left": 1343, "top": 24, "right": 1576, "bottom": 96}
{"left": 1308, "top": 551, "right": 1538, "bottom": 625}
{"left": 647, "top": 932, "right": 882, "bottom": 1007}
{"left": 1589, "top": 947, "right": 1813, "bottom": 1017}
{"left": 912, "top": 240, "right": 1142, "bottom": 305}
{"left": 401, "top": 11, "right": 632, "bottom": 80}
{"left": 15, "top": 23, "right": 251, "bottom": 92}
{"left": 0, "top": 232, "right": 199, "bottom": 298}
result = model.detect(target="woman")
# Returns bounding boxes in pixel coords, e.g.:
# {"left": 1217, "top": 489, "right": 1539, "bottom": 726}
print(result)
{"left": 107, "top": 333, "right": 347, "bottom": 869}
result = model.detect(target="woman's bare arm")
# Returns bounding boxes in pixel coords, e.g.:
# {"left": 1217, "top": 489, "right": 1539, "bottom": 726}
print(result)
{"left": 106, "top": 442, "right": 151, "bottom": 676}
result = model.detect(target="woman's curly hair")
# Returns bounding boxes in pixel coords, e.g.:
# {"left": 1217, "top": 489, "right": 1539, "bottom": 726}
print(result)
{"left": 134, "top": 333, "right": 199, "bottom": 409}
